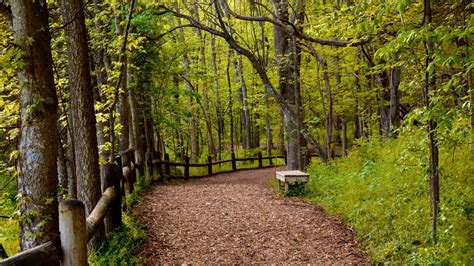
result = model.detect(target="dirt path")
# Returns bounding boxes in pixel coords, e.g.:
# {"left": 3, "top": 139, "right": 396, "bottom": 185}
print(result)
{"left": 135, "top": 167, "right": 369, "bottom": 264}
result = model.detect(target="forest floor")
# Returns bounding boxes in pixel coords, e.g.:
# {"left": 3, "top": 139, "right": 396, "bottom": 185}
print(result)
{"left": 134, "top": 167, "right": 369, "bottom": 264}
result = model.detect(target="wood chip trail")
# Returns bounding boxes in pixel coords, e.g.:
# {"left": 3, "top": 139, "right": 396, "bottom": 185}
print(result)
{"left": 135, "top": 167, "right": 369, "bottom": 264}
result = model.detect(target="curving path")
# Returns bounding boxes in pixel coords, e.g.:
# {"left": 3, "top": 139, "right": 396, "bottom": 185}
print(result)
{"left": 135, "top": 167, "right": 369, "bottom": 264}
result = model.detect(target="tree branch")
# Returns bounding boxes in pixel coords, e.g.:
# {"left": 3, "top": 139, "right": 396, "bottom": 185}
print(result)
{"left": 219, "top": 0, "right": 366, "bottom": 47}
{"left": 155, "top": 2, "right": 328, "bottom": 161}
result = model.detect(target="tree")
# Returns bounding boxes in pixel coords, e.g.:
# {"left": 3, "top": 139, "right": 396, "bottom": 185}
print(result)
{"left": 421, "top": 0, "right": 439, "bottom": 247}
{"left": 10, "top": 0, "right": 60, "bottom": 250}
{"left": 60, "top": 0, "right": 102, "bottom": 217}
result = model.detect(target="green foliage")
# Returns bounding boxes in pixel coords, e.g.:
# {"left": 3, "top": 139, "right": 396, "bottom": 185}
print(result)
{"left": 307, "top": 130, "right": 473, "bottom": 264}
{"left": 89, "top": 172, "right": 151, "bottom": 265}
{"left": 0, "top": 174, "right": 19, "bottom": 256}
{"left": 284, "top": 182, "right": 308, "bottom": 197}
{"left": 88, "top": 212, "right": 147, "bottom": 265}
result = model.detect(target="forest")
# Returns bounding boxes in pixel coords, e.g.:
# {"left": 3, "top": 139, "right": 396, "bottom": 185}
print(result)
{"left": 0, "top": 0, "right": 472, "bottom": 264}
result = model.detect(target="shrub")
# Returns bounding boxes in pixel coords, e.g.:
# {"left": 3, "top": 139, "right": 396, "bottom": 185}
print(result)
{"left": 307, "top": 129, "right": 473, "bottom": 264}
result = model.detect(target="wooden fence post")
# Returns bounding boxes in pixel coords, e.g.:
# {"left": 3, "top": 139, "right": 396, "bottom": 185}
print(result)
{"left": 184, "top": 156, "right": 190, "bottom": 179}
{"left": 258, "top": 151, "right": 263, "bottom": 168}
{"left": 231, "top": 152, "right": 237, "bottom": 171}
{"left": 284, "top": 150, "right": 288, "bottom": 165}
{"left": 164, "top": 153, "right": 170, "bottom": 176}
{"left": 59, "top": 200, "right": 87, "bottom": 266}
{"left": 207, "top": 155, "right": 212, "bottom": 175}
{"left": 103, "top": 163, "right": 113, "bottom": 234}
{"left": 157, "top": 152, "right": 162, "bottom": 179}
{"left": 111, "top": 163, "right": 122, "bottom": 230}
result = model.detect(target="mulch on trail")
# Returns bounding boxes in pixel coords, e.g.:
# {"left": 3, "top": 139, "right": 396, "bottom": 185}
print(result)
{"left": 135, "top": 167, "right": 369, "bottom": 264}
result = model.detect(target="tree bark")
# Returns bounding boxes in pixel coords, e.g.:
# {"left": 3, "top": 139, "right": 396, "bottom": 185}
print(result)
{"left": 272, "top": 0, "right": 301, "bottom": 170}
{"left": 128, "top": 59, "right": 144, "bottom": 168}
{"left": 66, "top": 118, "right": 77, "bottom": 199}
{"left": 57, "top": 133, "right": 69, "bottom": 193}
{"left": 341, "top": 117, "right": 347, "bottom": 155}
{"left": 389, "top": 67, "right": 401, "bottom": 136}
{"left": 264, "top": 85, "right": 273, "bottom": 157}
{"left": 92, "top": 50, "right": 110, "bottom": 192}
{"left": 11, "top": 0, "right": 59, "bottom": 250}
{"left": 211, "top": 35, "right": 223, "bottom": 160}
{"left": 202, "top": 42, "right": 216, "bottom": 159}
{"left": 235, "top": 55, "right": 252, "bottom": 150}
{"left": 353, "top": 71, "right": 362, "bottom": 140}
{"left": 60, "top": 0, "right": 101, "bottom": 216}
{"left": 423, "top": 0, "right": 440, "bottom": 247}
{"left": 226, "top": 52, "right": 235, "bottom": 153}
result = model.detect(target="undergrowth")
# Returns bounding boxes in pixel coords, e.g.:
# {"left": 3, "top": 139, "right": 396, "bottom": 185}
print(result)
{"left": 307, "top": 129, "right": 473, "bottom": 264}
{"left": 0, "top": 171, "right": 149, "bottom": 263}
{"left": 88, "top": 185, "right": 148, "bottom": 265}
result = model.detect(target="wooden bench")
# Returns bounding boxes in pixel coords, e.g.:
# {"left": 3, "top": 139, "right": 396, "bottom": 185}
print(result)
{"left": 276, "top": 170, "right": 309, "bottom": 194}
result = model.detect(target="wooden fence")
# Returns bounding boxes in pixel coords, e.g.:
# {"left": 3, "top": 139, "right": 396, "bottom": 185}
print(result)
{"left": 0, "top": 149, "right": 138, "bottom": 266}
{"left": 153, "top": 151, "right": 288, "bottom": 179}
{"left": 0, "top": 148, "right": 326, "bottom": 265}
{"left": 152, "top": 150, "right": 331, "bottom": 179}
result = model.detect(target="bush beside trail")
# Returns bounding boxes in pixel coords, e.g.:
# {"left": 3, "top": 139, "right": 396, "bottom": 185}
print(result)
{"left": 307, "top": 129, "right": 473, "bottom": 264}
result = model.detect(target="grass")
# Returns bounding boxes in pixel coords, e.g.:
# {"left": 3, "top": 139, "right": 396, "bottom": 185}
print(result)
{"left": 306, "top": 129, "right": 473, "bottom": 264}
{"left": 88, "top": 175, "right": 149, "bottom": 265}
{"left": 88, "top": 211, "right": 147, "bottom": 265}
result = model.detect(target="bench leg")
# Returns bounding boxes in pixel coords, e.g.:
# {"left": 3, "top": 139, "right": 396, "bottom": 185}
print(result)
{"left": 278, "top": 180, "right": 281, "bottom": 192}
{"left": 285, "top": 182, "right": 289, "bottom": 194}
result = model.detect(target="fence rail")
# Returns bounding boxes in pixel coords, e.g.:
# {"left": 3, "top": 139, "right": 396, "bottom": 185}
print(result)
{"left": 0, "top": 150, "right": 138, "bottom": 266}
{"left": 151, "top": 151, "right": 328, "bottom": 179}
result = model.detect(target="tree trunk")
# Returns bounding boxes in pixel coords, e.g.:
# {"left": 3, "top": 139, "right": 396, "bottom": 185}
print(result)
{"left": 211, "top": 35, "right": 223, "bottom": 160}
{"left": 279, "top": 110, "right": 285, "bottom": 156}
{"left": 378, "top": 69, "right": 391, "bottom": 138}
{"left": 341, "top": 117, "right": 347, "bottom": 155}
{"left": 143, "top": 107, "right": 155, "bottom": 177}
{"left": 470, "top": 69, "right": 474, "bottom": 130}
{"left": 194, "top": 24, "right": 215, "bottom": 160}
{"left": 353, "top": 71, "right": 362, "bottom": 140}
{"left": 66, "top": 117, "right": 77, "bottom": 199}
{"left": 226, "top": 53, "right": 235, "bottom": 153}
{"left": 423, "top": 0, "right": 439, "bottom": 247}
{"left": 128, "top": 59, "right": 144, "bottom": 169}
{"left": 236, "top": 55, "right": 252, "bottom": 150}
{"left": 61, "top": 0, "right": 101, "bottom": 216}
{"left": 57, "top": 134, "right": 68, "bottom": 193}
{"left": 118, "top": 61, "right": 130, "bottom": 155}
{"left": 264, "top": 85, "right": 273, "bottom": 157}
{"left": 389, "top": 67, "right": 401, "bottom": 136}
{"left": 11, "top": 0, "right": 59, "bottom": 250}
{"left": 92, "top": 51, "right": 110, "bottom": 191}
{"left": 272, "top": 0, "right": 306, "bottom": 170}
{"left": 183, "top": 54, "right": 199, "bottom": 163}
